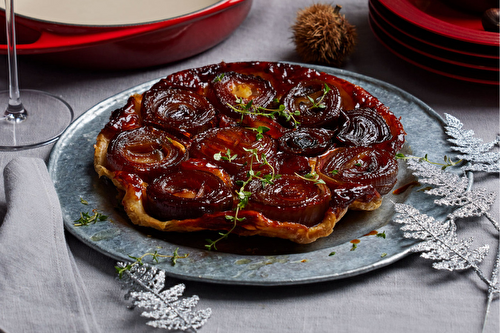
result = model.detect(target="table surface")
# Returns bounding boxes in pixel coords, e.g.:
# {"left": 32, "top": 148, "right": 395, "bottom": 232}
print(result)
{"left": 0, "top": 1, "right": 498, "bottom": 332}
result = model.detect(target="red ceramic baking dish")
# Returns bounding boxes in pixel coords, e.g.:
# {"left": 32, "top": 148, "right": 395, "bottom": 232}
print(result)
{"left": 0, "top": 0, "right": 252, "bottom": 70}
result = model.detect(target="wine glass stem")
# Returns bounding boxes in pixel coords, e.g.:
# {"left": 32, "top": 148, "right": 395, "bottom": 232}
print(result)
{"left": 4, "top": 0, "right": 26, "bottom": 122}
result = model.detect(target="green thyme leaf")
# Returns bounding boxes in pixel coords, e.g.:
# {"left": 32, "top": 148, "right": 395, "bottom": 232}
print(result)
{"left": 213, "top": 152, "right": 222, "bottom": 161}
{"left": 74, "top": 209, "right": 108, "bottom": 226}
{"left": 395, "top": 153, "right": 462, "bottom": 169}
{"left": 395, "top": 153, "right": 406, "bottom": 159}
{"left": 213, "top": 73, "right": 225, "bottom": 82}
{"left": 296, "top": 172, "right": 325, "bottom": 185}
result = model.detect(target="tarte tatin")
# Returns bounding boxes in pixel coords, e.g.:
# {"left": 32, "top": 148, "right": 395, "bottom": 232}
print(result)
{"left": 94, "top": 62, "right": 405, "bottom": 245}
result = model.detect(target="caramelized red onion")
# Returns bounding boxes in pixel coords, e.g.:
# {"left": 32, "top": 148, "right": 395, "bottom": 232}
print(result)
{"left": 278, "top": 128, "right": 335, "bottom": 156}
{"left": 103, "top": 96, "right": 141, "bottom": 136}
{"left": 276, "top": 153, "right": 311, "bottom": 176}
{"left": 107, "top": 126, "right": 186, "bottom": 182}
{"left": 145, "top": 170, "right": 233, "bottom": 220}
{"left": 336, "top": 108, "right": 392, "bottom": 147}
{"left": 316, "top": 147, "right": 398, "bottom": 195}
{"left": 210, "top": 71, "right": 276, "bottom": 118}
{"left": 141, "top": 88, "right": 217, "bottom": 138}
{"left": 189, "top": 127, "right": 277, "bottom": 175}
{"left": 97, "top": 62, "right": 408, "bottom": 241}
{"left": 246, "top": 175, "right": 331, "bottom": 227}
{"left": 232, "top": 154, "right": 279, "bottom": 186}
{"left": 281, "top": 79, "right": 341, "bottom": 128}
{"left": 180, "top": 158, "right": 233, "bottom": 188}
{"left": 239, "top": 114, "right": 287, "bottom": 139}
{"left": 330, "top": 184, "right": 380, "bottom": 209}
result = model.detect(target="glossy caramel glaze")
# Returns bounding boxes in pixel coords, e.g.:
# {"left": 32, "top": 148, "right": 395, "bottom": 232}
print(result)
{"left": 94, "top": 61, "right": 406, "bottom": 244}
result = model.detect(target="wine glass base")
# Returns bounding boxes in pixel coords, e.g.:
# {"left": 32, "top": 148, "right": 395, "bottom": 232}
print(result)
{"left": 0, "top": 89, "right": 73, "bottom": 151}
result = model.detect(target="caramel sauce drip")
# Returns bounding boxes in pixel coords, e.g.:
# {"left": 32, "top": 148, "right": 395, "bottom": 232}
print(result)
{"left": 392, "top": 181, "right": 420, "bottom": 195}
{"left": 364, "top": 230, "right": 378, "bottom": 236}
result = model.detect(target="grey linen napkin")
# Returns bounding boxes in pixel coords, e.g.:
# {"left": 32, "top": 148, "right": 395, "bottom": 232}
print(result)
{"left": 0, "top": 157, "right": 101, "bottom": 333}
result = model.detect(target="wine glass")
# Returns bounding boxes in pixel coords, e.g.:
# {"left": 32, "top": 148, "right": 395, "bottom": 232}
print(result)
{"left": 0, "top": 0, "right": 73, "bottom": 150}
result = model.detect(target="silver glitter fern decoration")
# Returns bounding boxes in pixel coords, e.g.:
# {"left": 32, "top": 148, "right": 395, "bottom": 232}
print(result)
{"left": 116, "top": 261, "right": 211, "bottom": 331}
{"left": 444, "top": 113, "right": 500, "bottom": 173}
{"left": 394, "top": 202, "right": 491, "bottom": 275}
{"left": 393, "top": 160, "right": 499, "bottom": 332}
{"left": 394, "top": 114, "right": 499, "bottom": 332}
{"left": 406, "top": 158, "right": 498, "bottom": 230}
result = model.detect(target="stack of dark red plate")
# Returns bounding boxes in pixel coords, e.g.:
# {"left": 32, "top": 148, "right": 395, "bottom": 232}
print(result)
{"left": 369, "top": 0, "right": 499, "bottom": 85}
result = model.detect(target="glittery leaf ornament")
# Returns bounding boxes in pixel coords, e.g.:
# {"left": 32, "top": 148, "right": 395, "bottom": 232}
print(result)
{"left": 393, "top": 113, "right": 499, "bottom": 332}
{"left": 393, "top": 158, "right": 499, "bottom": 331}
{"left": 116, "top": 262, "right": 211, "bottom": 331}
{"left": 406, "top": 158, "right": 498, "bottom": 229}
{"left": 444, "top": 113, "right": 500, "bottom": 173}
{"left": 393, "top": 202, "right": 490, "bottom": 272}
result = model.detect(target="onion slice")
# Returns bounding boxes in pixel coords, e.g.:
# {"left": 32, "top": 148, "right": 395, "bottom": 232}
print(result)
{"left": 278, "top": 128, "right": 335, "bottom": 156}
{"left": 146, "top": 170, "right": 234, "bottom": 220}
{"left": 316, "top": 147, "right": 398, "bottom": 195}
{"left": 141, "top": 88, "right": 217, "bottom": 138}
{"left": 336, "top": 107, "right": 392, "bottom": 147}
{"left": 107, "top": 126, "right": 186, "bottom": 182}
{"left": 281, "top": 79, "right": 341, "bottom": 128}
{"left": 211, "top": 71, "right": 276, "bottom": 118}
{"left": 246, "top": 175, "right": 331, "bottom": 227}
{"left": 189, "top": 127, "right": 277, "bottom": 175}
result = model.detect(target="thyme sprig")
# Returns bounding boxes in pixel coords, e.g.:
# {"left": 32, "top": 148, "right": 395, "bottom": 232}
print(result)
{"left": 115, "top": 248, "right": 189, "bottom": 278}
{"left": 226, "top": 83, "right": 332, "bottom": 128}
{"left": 214, "top": 149, "right": 238, "bottom": 162}
{"left": 248, "top": 125, "right": 270, "bottom": 140}
{"left": 212, "top": 73, "right": 225, "bottom": 83}
{"left": 307, "top": 83, "right": 331, "bottom": 109}
{"left": 295, "top": 171, "right": 326, "bottom": 185}
{"left": 74, "top": 197, "right": 108, "bottom": 226}
{"left": 395, "top": 153, "right": 462, "bottom": 170}
{"left": 204, "top": 176, "right": 249, "bottom": 251}
{"left": 74, "top": 209, "right": 108, "bottom": 226}
{"left": 228, "top": 97, "right": 301, "bottom": 127}
{"left": 242, "top": 147, "right": 280, "bottom": 187}
{"left": 206, "top": 140, "right": 281, "bottom": 250}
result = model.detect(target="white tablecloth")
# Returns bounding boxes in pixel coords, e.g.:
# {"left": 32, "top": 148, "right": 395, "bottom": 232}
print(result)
{"left": 0, "top": 1, "right": 498, "bottom": 332}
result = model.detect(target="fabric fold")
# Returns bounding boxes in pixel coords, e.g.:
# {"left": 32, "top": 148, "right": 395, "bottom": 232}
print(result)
{"left": 0, "top": 157, "right": 101, "bottom": 333}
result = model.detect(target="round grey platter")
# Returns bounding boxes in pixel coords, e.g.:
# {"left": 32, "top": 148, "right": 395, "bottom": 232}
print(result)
{"left": 48, "top": 63, "right": 451, "bottom": 286}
